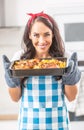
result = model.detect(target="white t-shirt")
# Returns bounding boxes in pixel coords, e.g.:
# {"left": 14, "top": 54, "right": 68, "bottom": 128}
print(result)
{"left": 11, "top": 49, "right": 24, "bottom": 61}
{"left": 11, "top": 49, "right": 71, "bottom": 61}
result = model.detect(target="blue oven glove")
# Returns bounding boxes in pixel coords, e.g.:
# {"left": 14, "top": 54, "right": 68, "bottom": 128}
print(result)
{"left": 2, "top": 55, "right": 21, "bottom": 88}
{"left": 62, "top": 52, "right": 81, "bottom": 85}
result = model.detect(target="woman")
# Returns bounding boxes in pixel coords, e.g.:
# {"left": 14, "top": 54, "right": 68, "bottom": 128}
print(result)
{"left": 2, "top": 11, "right": 81, "bottom": 130}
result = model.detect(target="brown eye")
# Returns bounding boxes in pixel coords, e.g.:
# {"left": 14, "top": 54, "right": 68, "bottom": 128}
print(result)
{"left": 33, "top": 33, "right": 39, "bottom": 38}
{"left": 44, "top": 33, "right": 50, "bottom": 37}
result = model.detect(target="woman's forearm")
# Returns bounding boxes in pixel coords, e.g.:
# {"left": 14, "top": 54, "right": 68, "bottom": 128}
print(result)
{"left": 8, "top": 87, "right": 22, "bottom": 102}
{"left": 64, "top": 84, "right": 78, "bottom": 102}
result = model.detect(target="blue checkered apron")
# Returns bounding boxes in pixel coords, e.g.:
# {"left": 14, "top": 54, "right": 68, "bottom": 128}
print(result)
{"left": 18, "top": 76, "right": 69, "bottom": 130}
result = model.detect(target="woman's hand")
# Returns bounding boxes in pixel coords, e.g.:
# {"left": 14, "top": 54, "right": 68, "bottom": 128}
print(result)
{"left": 62, "top": 52, "right": 81, "bottom": 85}
{"left": 2, "top": 55, "right": 21, "bottom": 88}
{"left": 2, "top": 55, "right": 22, "bottom": 101}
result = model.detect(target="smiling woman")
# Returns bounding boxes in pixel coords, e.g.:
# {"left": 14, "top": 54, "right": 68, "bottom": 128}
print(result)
{"left": 2, "top": 11, "right": 81, "bottom": 130}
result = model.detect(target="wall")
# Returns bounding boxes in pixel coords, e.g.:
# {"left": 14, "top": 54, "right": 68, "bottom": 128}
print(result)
{"left": 4, "top": 0, "right": 84, "bottom": 26}
{"left": 4, "top": 0, "right": 18, "bottom": 26}
{"left": 4, "top": 0, "right": 47, "bottom": 26}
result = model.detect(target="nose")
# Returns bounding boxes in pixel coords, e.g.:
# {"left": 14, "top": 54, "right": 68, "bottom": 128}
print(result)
{"left": 39, "top": 36, "right": 45, "bottom": 43}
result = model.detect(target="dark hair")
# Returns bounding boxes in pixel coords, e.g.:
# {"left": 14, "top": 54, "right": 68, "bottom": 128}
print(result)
{"left": 20, "top": 14, "right": 65, "bottom": 60}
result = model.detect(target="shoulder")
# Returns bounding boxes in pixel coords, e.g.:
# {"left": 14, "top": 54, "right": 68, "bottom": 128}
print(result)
{"left": 11, "top": 49, "right": 24, "bottom": 61}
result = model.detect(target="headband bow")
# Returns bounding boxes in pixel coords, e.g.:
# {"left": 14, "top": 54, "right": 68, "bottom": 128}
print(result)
{"left": 27, "top": 11, "right": 52, "bottom": 27}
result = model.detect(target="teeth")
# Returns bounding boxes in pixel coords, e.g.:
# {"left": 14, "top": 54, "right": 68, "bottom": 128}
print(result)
{"left": 38, "top": 45, "right": 47, "bottom": 48}
{"left": 39, "top": 46, "right": 46, "bottom": 48}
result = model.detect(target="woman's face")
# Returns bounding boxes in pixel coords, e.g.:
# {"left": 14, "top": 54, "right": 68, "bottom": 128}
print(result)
{"left": 29, "top": 21, "right": 53, "bottom": 58}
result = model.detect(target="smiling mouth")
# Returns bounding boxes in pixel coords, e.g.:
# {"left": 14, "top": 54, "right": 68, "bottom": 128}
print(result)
{"left": 38, "top": 44, "right": 48, "bottom": 49}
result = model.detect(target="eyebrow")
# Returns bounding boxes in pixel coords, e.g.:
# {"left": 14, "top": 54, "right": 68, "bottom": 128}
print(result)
{"left": 33, "top": 32, "right": 51, "bottom": 34}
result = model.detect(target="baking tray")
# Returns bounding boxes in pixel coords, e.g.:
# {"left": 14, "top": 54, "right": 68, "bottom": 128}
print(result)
{"left": 10, "top": 57, "right": 67, "bottom": 77}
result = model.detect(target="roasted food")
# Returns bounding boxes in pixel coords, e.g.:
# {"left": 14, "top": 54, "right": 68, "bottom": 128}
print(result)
{"left": 12, "top": 58, "right": 66, "bottom": 70}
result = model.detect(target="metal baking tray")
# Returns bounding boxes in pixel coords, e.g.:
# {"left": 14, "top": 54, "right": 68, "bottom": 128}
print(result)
{"left": 10, "top": 57, "right": 67, "bottom": 77}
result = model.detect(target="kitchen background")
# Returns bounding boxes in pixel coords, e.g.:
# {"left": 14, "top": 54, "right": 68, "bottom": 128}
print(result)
{"left": 0, "top": 0, "right": 84, "bottom": 130}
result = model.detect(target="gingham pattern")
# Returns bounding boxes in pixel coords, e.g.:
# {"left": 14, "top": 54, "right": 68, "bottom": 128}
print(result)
{"left": 18, "top": 76, "right": 69, "bottom": 130}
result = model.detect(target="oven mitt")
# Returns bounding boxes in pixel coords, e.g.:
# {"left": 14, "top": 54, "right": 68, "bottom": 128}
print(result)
{"left": 2, "top": 55, "right": 21, "bottom": 88}
{"left": 62, "top": 52, "right": 81, "bottom": 85}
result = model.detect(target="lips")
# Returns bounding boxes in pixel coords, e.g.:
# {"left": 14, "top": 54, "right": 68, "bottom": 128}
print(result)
{"left": 38, "top": 44, "right": 48, "bottom": 49}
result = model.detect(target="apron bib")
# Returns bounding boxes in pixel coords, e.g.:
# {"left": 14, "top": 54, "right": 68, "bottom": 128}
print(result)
{"left": 18, "top": 76, "right": 69, "bottom": 130}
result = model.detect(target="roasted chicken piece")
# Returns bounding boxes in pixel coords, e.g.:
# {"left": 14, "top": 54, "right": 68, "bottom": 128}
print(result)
{"left": 13, "top": 58, "right": 66, "bottom": 70}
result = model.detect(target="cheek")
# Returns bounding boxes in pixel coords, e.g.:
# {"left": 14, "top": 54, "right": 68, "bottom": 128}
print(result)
{"left": 29, "top": 36, "right": 36, "bottom": 43}
{"left": 49, "top": 37, "right": 53, "bottom": 44}
{"left": 31, "top": 39, "right": 38, "bottom": 47}
{"left": 32, "top": 39, "right": 37, "bottom": 44}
